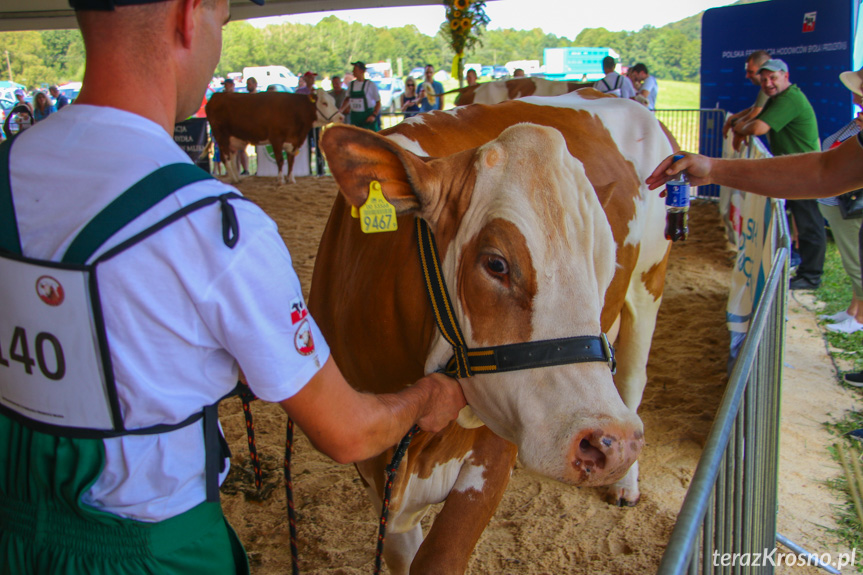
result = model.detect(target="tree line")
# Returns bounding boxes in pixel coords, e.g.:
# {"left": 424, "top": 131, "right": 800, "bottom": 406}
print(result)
{"left": 0, "top": 13, "right": 702, "bottom": 89}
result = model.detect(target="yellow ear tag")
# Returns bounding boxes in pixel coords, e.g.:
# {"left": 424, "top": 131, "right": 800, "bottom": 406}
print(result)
{"left": 358, "top": 180, "right": 398, "bottom": 234}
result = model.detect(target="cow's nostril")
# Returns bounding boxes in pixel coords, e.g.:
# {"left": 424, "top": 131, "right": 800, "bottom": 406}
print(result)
{"left": 578, "top": 438, "right": 607, "bottom": 471}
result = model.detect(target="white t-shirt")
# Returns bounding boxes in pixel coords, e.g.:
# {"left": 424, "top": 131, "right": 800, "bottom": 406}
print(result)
{"left": 640, "top": 75, "right": 659, "bottom": 110}
{"left": 594, "top": 71, "right": 637, "bottom": 100}
{"left": 7, "top": 105, "right": 329, "bottom": 521}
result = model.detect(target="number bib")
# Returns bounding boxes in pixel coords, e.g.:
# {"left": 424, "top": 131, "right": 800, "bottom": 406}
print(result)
{"left": 0, "top": 254, "right": 115, "bottom": 430}
{"left": 349, "top": 97, "right": 365, "bottom": 112}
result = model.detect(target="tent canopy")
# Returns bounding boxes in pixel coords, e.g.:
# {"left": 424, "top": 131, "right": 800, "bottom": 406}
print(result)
{"left": 0, "top": 0, "right": 437, "bottom": 32}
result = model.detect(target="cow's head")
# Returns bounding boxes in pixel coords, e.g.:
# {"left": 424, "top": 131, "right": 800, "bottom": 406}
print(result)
{"left": 322, "top": 123, "right": 643, "bottom": 487}
{"left": 312, "top": 88, "right": 344, "bottom": 126}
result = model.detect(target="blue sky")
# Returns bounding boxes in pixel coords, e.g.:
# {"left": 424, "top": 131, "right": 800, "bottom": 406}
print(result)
{"left": 250, "top": 0, "right": 738, "bottom": 39}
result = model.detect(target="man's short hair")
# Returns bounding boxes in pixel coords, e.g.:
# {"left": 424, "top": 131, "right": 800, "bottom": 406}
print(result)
{"left": 602, "top": 56, "right": 616, "bottom": 72}
{"left": 631, "top": 63, "right": 648, "bottom": 74}
{"left": 747, "top": 50, "right": 771, "bottom": 66}
{"left": 223, "top": 78, "right": 234, "bottom": 85}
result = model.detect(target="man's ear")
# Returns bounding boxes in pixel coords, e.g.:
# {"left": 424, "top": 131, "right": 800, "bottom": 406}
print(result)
{"left": 175, "top": 0, "right": 201, "bottom": 49}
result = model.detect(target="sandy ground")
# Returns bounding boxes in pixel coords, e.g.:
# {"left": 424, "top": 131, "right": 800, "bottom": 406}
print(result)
{"left": 217, "top": 175, "right": 859, "bottom": 574}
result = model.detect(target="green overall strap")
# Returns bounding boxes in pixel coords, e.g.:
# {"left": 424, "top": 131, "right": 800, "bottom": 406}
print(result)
{"left": 63, "top": 163, "right": 214, "bottom": 265}
{"left": 0, "top": 138, "right": 22, "bottom": 255}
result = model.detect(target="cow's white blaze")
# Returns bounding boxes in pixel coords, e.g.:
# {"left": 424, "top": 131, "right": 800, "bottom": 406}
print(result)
{"left": 422, "top": 123, "right": 639, "bottom": 484}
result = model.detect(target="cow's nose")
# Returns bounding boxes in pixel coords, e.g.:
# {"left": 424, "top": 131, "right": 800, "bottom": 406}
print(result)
{"left": 569, "top": 425, "right": 643, "bottom": 485}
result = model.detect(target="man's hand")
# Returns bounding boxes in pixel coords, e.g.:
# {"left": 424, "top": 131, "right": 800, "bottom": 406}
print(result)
{"left": 365, "top": 114, "right": 376, "bottom": 124}
{"left": 646, "top": 152, "right": 714, "bottom": 190}
{"left": 411, "top": 373, "right": 466, "bottom": 433}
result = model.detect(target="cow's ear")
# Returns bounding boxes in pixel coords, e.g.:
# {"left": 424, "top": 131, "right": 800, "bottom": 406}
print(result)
{"left": 321, "top": 124, "right": 438, "bottom": 218}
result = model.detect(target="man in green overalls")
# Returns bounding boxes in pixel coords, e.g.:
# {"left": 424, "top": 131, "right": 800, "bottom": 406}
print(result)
{"left": 0, "top": 1, "right": 466, "bottom": 574}
{"left": 340, "top": 61, "right": 381, "bottom": 131}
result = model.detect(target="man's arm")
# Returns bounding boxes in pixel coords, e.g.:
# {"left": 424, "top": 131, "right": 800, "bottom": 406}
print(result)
{"left": 646, "top": 135, "right": 863, "bottom": 199}
{"left": 279, "top": 357, "right": 465, "bottom": 464}
{"left": 733, "top": 115, "right": 771, "bottom": 137}
{"left": 723, "top": 106, "right": 754, "bottom": 137}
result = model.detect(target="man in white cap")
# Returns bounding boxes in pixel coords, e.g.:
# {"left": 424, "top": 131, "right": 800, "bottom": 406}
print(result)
{"left": 647, "top": 65, "right": 863, "bottom": 385}
{"left": 0, "top": 0, "right": 465, "bottom": 573}
{"left": 728, "top": 58, "right": 825, "bottom": 291}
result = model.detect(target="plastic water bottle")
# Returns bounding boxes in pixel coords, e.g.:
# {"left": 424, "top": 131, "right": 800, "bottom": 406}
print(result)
{"left": 664, "top": 154, "right": 690, "bottom": 242}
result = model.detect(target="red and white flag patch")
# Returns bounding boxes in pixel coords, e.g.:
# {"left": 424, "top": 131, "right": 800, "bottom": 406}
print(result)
{"left": 290, "top": 297, "right": 308, "bottom": 325}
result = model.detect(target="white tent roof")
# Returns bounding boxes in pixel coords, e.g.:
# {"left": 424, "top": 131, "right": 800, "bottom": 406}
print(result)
{"left": 0, "top": 0, "right": 438, "bottom": 32}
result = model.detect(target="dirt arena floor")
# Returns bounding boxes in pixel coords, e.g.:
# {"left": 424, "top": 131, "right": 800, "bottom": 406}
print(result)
{"left": 218, "top": 174, "right": 858, "bottom": 574}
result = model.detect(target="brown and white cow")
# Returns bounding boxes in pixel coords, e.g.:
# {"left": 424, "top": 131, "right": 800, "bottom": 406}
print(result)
{"left": 451, "top": 76, "right": 592, "bottom": 106}
{"left": 310, "top": 90, "right": 673, "bottom": 573}
{"left": 205, "top": 89, "right": 343, "bottom": 185}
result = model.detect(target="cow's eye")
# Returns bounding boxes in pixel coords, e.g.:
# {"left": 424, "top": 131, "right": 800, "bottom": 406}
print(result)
{"left": 485, "top": 255, "right": 509, "bottom": 277}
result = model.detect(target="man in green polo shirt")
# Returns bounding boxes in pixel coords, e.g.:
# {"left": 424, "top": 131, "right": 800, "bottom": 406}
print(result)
{"left": 731, "top": 58, "right": 824, "bottom": 290}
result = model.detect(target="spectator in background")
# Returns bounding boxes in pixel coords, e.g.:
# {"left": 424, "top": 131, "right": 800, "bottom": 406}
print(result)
{"left": 245, "top": 76, "right": 258, "bottom": 94}
{"left": 400, "top": 77, "right": 421, "bottom": 118}
{"left": 49, "top": 85, "right": 70, "bottom": 110}
{"left": 630, "top": 63, "right": 658, "bottom": 110}
{"left": 296, "top": 71, "right": 316, "bottom": 95}
{"left": 513, "top": 68, "right": 525, "bottom": 78}
{"left": 223, "top": 78, "right": 250, "bottom": 176}
{"left": 419, "top": 64, "right": 444, "bottom": 112}
{"left": 32, "top": 91, "right": 55, "bottom": 122}
{"left": 340, "top": 61, "right": 381, "bottom": 131}
{"left": 296, "top": 71, "right": 323, "bottom": 175}
{"left": 732, "top": 58, "right": 824, "bottom": 290}
{"left": 13, "top": 89, "right": 31, "bottom": 112}
{"left": 329, "top": 75, "right": 347, "bottom": 109}
{"left": 723, "top": 50, "right": 772, "bottom": 151}
{"left": 465, "top": 68, "right": 478, "bottom": 87}
{"left": 815, "top": 70, "right": 863, "bottom": 333}
{"left": 594, "top": 56, "right": 636, "bottom": 99}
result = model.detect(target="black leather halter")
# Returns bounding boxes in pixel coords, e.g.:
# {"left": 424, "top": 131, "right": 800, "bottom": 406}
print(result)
{"left": 415, "top": 218, "right": 617, "bottom": 378}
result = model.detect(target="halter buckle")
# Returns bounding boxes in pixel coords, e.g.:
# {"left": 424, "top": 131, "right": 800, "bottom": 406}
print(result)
{"left": 600, "top": 332, "right": 617, "bottom": 375}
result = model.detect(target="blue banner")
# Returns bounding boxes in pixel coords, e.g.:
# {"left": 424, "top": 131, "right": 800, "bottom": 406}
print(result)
{"left": 174, "top": 118, "right": 210, "bottom": 173}
{"left": 701, "top": 0, "right": 855, "bottom": 147}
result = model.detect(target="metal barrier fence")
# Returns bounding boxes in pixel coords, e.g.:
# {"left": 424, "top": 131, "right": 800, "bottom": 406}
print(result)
{"left": 657, "top": 196, "right": 791, "bottom": 571}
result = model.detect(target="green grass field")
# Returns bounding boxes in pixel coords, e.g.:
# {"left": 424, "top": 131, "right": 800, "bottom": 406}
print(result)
{"left": 656, "top": 80, "right": 701, "bottom": 110}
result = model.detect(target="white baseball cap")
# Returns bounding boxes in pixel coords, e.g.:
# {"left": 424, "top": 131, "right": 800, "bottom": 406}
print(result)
{"left": 839, "top": 68, "right": 863, "bottom": 97}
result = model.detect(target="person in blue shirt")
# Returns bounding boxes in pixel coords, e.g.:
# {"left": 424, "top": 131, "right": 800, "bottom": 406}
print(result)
{"left": 32, "top": 91, "right": 56, "bottom": 122}
{"left": 49, "top": 85, "right": 70, "bottom": 110}
{"left": 418, "top": 64, "right": 444, "bottom": 112}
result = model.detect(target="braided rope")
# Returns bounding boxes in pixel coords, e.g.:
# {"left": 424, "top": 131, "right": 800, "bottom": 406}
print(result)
{"left": 239, "top": 387, "right": 263, "bottom": 489}
{"left": 374, "top": 425, "right": 420, "bottom": 575}
{"left": 285, "top": 417, "right": 299, "bottom": 575}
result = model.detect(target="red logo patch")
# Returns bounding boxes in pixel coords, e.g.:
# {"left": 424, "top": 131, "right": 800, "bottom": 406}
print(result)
{"left": 294, "top": 319, "right": 315, "bottom": 356}
{"left": 290, "top": 297, "right": 308, "bottom": 325}
{"left": 802, "top": 11, "right": 816, "bottom": 33}
{"left": 36, "top": 276, "right": 64, "bottom": 306}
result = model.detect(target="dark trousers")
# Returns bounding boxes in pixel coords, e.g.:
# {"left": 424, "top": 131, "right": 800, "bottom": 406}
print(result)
{"left": 308, "top": 127, "right": 324, "bottom": 176}
{"left": 787, "top": 198, "right": 826, "bottom": 283}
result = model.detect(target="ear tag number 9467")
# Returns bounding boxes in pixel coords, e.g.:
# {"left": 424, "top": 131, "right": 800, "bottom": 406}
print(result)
{"left": 357, "top": 180, "right": 398, "bottom": 234}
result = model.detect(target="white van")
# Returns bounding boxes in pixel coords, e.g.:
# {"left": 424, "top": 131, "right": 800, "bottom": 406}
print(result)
{"left": 242, "top": 66, "right": 298, "bottom": 91}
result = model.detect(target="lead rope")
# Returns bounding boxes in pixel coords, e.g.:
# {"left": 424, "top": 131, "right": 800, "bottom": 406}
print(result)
{"left": 373, "top": 425, "right": 420, "bottom": 574}
{"left": 285, "top": 417, "right": 300, "bottom": 575}
{"left": 238, "top": 385, "right": 299, "bottom": 574}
